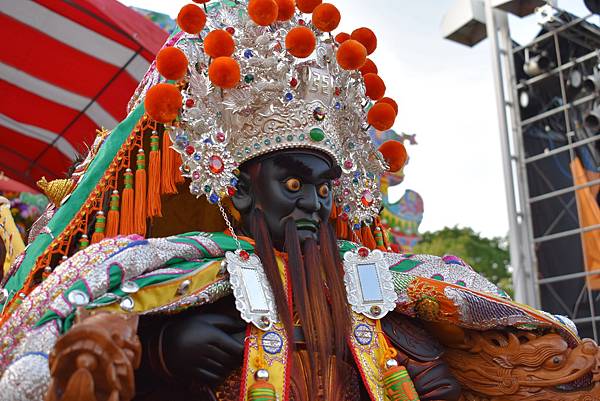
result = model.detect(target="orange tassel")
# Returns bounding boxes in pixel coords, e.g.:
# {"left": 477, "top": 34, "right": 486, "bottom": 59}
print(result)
{"left": 161, "top": 130, "right": 178, "bottom": 194}
{"left": 105, "top": 190, "right": 120, "bottom": 238}
{"left": 173, "top": 141, "right": 184, "bottom": 185}
{"left": 119, "top": 169, "right": 134, "bottom": 235}
{"left": 147, "top": 135, "right": 162, "bottom": 218}
{"left": 91, "top": 211, "right": 106, "bottom": 243}
{"left": 336, "top": 205, "right": 347, "bottom": 239}
{"left": 78, "top": 234, "right": 89, "bottom": 250}
{"left": 361, "top": 224, "right": 377, "bottom": 250}
{"left": 353, "top": 228, "right": 363, "bottom": 244}
{"left": 134, "top": 149, "right": 147, "bottom": 236}
{"left": 376, "top": 217, "right": 390, "bottom": 249}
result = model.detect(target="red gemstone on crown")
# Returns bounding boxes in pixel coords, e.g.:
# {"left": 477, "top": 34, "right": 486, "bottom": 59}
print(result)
{"left": 298, "top": 19, "right": 305, "bottom": 25}
{"left": 358, "top": 247, "right": 369, "bottom": 258}
{"left": 239, "top": 250, "right": 250, "bottom": 260}
{"left": 290, "top": 77, "right": 298, "bottom": 87}
{"left": 216, "top": 132, "right": 226, "bottom": 142}
{"left": 344, "top": 160, "right": 353, "bottom": 169}
{"left": 185, "top": 98, "right": 195, "bottom": 108}
{"left": 335, "top": 87, "right": 341, "bottom": 96}
{"left": 185, "top": 145, "right": 195, "bottom": 155}
{"left": 340, "top": 212, "right": 349, "bottom": 221}
{"left": 208, "top": 155, "right": 225, "bottom": 174}
{"left": 226, "top": 27, "right": 235, "bottom": 35}
{"left": 361, "top": 191, "right": 374, "bottom": 207}
{"left": 227, "top": 186, "right": 236, "bottom": 196}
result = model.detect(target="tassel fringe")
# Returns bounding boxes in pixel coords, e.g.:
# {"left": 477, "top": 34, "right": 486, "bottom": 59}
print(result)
{"left": 148, "top": 134, "right": 162, "bottom": 218}
{"left": 91, "top": 211, "right": 106, "bottom": 243}
{"left": 105, "top": 190, "right": 120, "bottom": 238}
{"left": 134, "top": 150, "right": 147, "bottom": 235}
{"left": 161, "top": 130, "right": 178, "bottom": 194}
{"left": 78, "top": 234, "right": 89, "bottom": 250}
{"left": 173, "top": 143, "right": 184, "bottom": 185}
{"left": 361, "top": 224, "right": 377, "bottom": 250}
{"left": 119, "top": 169, "right": 134, "bottom": 235}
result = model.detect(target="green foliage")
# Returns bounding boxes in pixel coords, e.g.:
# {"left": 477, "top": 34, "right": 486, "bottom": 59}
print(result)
{"left": 413, "top": 226, "right": 513, "bottom": 296}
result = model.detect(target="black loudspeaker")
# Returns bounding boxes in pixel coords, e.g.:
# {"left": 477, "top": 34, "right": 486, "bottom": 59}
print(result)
{"left": 585, "top": 0, "right": 600, "bottom": 14}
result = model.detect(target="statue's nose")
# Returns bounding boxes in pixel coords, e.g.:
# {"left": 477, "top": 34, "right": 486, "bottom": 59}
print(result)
{"left": 297, "top": 185, "right": 321, "bottom": 212}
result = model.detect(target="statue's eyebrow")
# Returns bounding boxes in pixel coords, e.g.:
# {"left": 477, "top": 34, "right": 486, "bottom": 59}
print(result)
{"left": 319, "top": 165, "right": 341, "bottom": 180}
{"left": 271, "top": 154, "right": 339, "bottom": 180}
{"left": 272, "top": 155, "right": 312, "bottom": 178}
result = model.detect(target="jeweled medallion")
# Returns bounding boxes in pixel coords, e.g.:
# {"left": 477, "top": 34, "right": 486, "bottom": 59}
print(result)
{"left": 225, "top": 250, "right": 278, "bottom": 330}
{"left": 343, "top": 249, "right": 396, "bottom": 319}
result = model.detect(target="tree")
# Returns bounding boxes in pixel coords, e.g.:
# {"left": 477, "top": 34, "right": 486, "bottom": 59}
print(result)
{"left": 413, "top": 226, "right": 513, "bottom": 296}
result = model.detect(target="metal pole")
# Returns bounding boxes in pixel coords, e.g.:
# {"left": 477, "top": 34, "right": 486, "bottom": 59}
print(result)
{"left": 483, "top": 0, "right": 537, "bottom": 307}
{"left": 496, "top": 11, "right": 540, "bottom": 308}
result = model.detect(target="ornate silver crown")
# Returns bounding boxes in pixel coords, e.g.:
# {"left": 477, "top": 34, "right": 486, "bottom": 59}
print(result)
{"left": 130, "top": 1, "right": 389, "bottom": 226}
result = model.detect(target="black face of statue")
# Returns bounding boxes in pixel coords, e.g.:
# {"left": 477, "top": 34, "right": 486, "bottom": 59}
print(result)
{"left": 232, "top": 150, "right": 341, "bottom": 249}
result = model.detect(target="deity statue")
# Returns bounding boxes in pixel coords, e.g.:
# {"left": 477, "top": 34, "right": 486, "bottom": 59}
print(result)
{"left": 0, "top": 1, "right": 598, "bottom": 401}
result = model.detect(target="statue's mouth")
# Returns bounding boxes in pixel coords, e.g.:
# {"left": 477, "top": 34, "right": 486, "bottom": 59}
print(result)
{"left": 555, "top": 372, "right": 593, "bottom": 392}
{"left": 295, "top": 219, "right": 319, "bottom": 232}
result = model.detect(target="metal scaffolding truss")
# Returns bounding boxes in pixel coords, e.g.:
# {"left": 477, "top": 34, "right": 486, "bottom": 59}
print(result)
{"left": 486, "top": 3, "right": 600, "bottom": 340}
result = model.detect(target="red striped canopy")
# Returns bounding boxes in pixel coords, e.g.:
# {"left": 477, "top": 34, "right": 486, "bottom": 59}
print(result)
{"left": 0, "top": 0, "right": 168, "bottom": 189}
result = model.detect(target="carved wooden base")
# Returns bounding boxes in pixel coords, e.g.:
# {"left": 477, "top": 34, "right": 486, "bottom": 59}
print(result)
{"left": 437, "top": 325, "right": 600, "bottom": 401}
{"left": 45, "top": 311, "right": 141, "bottom": 401}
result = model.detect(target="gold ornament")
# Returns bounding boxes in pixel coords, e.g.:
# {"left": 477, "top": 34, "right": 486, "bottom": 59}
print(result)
{"left": 37, "top": 177, "right": 75, "bottom": 207}
{"left": 414, "top": 296, "right": 440, "bottom": 322}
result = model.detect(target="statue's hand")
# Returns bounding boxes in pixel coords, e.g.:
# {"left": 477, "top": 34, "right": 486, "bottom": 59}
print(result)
{"left": 162, "top": 313, "right": 246, "bottom": 386}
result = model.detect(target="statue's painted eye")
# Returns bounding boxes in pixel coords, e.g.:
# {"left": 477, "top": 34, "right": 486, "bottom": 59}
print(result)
{"left": 543, "top": 354, "right": 565, "bottom": 370}
{"left": 318, "top": 184, "right": 329, "bottom": 198}
{"left": 285, "top": 178, "right": 301, "bottom": 192}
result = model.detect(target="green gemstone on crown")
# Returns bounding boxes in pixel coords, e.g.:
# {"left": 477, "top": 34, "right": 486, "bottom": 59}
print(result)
{"left": 309, "top": 128, "right": 325, "bottom": 142}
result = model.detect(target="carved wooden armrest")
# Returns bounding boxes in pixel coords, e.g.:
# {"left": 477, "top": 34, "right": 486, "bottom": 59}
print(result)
{"left": 45, "top": 310, "right": 141, "bottom": 401}
{"left": 436, "top": 325, "right": 600, "bottom": 401}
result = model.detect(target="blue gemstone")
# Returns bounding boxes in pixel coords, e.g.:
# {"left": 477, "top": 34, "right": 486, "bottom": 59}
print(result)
{"left": 209, "top": 194, "right": 219, "bottom": 204}
{"left": 230, "top": 178, "right": 238, "bottom": 187}
{"left": 284, "top": 92, "right": 293, "bottom": 102}
{"left": 354, "top": 224, "right": 361, "bottom": 230}
{"left": 193, "top": 153, "right": 201, "bottom": 161}
{"left": 244, "top": 49, "right": 254, "bottom": 58}
{"left": 203, "top": 138, "right": 213, "bottom": 144}
{"left": 335, "top": 102, "right": 341, "bottom": 110}
{"left": 344, "top": 205, "right": 351, "bottom": 213}
{"left": 354, "top": 171, "right": 361, "bottom": 178}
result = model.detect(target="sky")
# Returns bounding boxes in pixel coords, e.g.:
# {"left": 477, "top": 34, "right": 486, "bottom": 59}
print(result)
{"left": 118, "top": 0, "right": 591, "bottom": 238}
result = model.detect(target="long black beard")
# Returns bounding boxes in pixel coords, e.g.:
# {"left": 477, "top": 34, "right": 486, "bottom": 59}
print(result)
{"left": 249, "top": 209, "right": 351, "bottom": 399}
